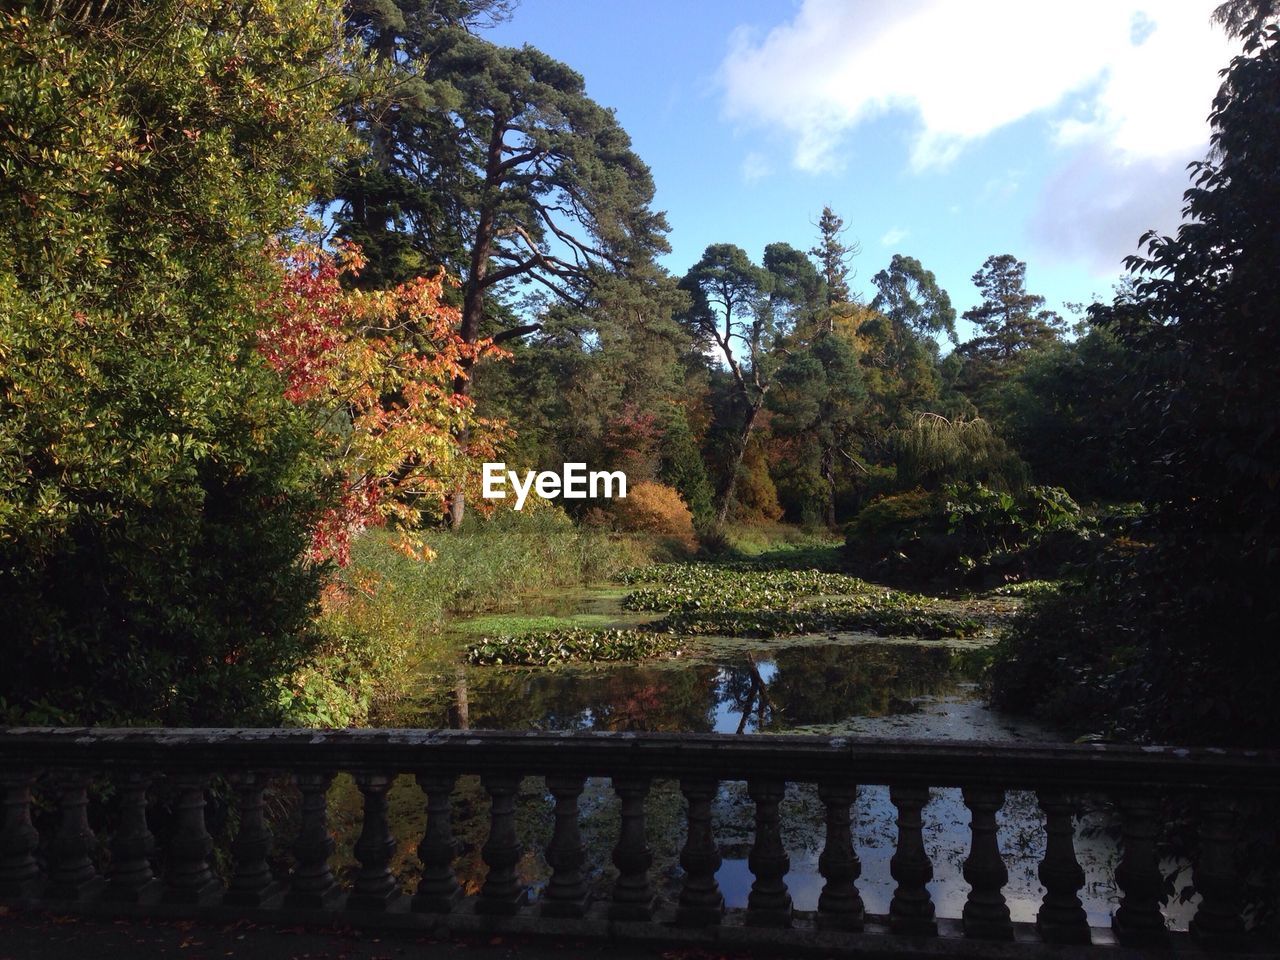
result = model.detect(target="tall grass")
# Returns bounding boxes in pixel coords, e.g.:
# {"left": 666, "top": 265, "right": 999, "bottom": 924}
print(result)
{"left": 282, "top": 507, "right": 650, "bottom": 726}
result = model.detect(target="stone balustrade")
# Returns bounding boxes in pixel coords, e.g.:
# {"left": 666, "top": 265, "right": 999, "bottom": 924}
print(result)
{"left": 2, "top": 727, "right": 1278, "bottom": 955}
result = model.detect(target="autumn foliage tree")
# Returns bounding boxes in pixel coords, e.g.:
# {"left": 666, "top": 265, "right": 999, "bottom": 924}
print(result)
{"left": 258, "top": 242, "right": 507, "bottom": 566}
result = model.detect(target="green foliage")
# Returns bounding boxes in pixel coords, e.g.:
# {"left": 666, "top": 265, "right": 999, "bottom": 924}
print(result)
{"left": 768, "top": 332, "right": 868, "bottom": 526}
{"left": 656, "top": 604, "right": 981, "bottom": 643}
{"left": 0, "top": 1, "right": 355, "bottom": 725}
{"left": 993, "top": 321, "right": 1135, "bottom": 499}
{"left": 341, "top": 507, "right": 645, "bottom": 632}
{"left": 988, "top": 574, "right": 1144, "bottom": 734}
{"left": 464, "top": 557, "right": 983, "bottom": 667}
{"left": 870, "top": 254, "right": 957, "bottom": 343}
{"left": 1013, "top": 13, "right": 1280, "bottom": 747}
{"left": 280, "top": 507, "right": 652, "bottom": 718}
{"left": 955, "top": 254, "right": 1064, "bottom": 411}
{"left": 844, "top": 482, "right": 1094, "bottom": 583}
{"left": 658, "top": 404, "right": 715, "bottom": 526}
{"left": 894, "top": 415, "right": 1028, "bottom": 493}
{"left": 465, "top": 628, "right": 680, "bottom": 666}
{"left": 621, "top": 563, "right": 875, "bottom": 612}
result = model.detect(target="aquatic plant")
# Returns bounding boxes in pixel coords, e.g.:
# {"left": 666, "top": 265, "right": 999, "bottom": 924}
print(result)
{"left": 464, "top": 628, "right": 683, "bottom": 666}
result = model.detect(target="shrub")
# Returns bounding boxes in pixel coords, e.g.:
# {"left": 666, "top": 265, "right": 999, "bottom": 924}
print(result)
{"left": 0, "top": 1, "right": 354, "bottom": 725}
{"left": 844, "top": 482, "right": 1095, "bottom": 583}
{"left": 730, "top": 442, "right": 784, "bottom": 523}
{"left": 610, "top": 481, "right": 697, "bottom": 551}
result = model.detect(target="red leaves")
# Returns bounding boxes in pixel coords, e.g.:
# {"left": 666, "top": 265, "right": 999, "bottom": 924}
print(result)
{"left": 257, "top": 241, "right": 509, "bottom": 565}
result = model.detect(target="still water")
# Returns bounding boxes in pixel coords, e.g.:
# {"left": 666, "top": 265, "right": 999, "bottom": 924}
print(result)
{"left": 334, "top": 592, "right": 1194, "bottom": 929}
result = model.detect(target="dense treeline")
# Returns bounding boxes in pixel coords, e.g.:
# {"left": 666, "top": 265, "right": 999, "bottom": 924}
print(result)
{"left": 1, "top": 0, "right": 1276, "bottom": 742}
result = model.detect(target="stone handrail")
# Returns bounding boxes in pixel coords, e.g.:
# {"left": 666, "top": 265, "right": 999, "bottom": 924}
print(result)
{"left": 2, "top": 727, "right": 1278, "bottom": 955}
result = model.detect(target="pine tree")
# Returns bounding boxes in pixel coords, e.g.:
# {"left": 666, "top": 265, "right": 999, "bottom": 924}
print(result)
{"left": 809, "top": 206, "right": 860, "bottom": 308}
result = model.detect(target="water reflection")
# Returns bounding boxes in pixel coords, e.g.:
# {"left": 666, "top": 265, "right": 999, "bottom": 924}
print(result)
{"left": 407, "top": 641, "right": 963, "bottom": 735}
{"left": 365, "top": 637, "right": 1194, "bottom": 930}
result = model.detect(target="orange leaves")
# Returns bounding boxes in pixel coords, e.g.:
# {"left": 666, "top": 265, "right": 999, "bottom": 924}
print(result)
{"left": 258, "top": 241, "right": 509, "bottom": 565}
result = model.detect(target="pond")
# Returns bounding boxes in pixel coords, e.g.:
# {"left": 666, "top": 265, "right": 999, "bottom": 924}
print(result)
{"left": 332, "top": 581, "right": 1195, "bottom": 930}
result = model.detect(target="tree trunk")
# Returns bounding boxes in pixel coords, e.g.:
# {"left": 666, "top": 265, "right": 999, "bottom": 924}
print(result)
{"left": 446, "top": 113, "right": 508, "bottom": 529}
{"left": 821, "top": 445, "right": 837, "bottom": 528}
{"left": 715, "top": 397, "right": 765, "bottom": 525}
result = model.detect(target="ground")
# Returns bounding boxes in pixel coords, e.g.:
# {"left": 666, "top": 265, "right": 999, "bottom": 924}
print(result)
{"left": 0, "top": 911, "right": 732, "bottom": 960}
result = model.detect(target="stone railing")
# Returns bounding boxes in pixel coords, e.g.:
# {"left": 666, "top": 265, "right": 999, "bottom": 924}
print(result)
{"left": 1, "top": 727, "right": 1278, "bottom": 956}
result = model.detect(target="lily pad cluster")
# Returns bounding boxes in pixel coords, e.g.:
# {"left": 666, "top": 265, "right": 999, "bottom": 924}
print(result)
{"left": 622, "top": 564, "right": 875, "bottom": 613}
{"left": 464, "top": 628, "right": 682, "bottom": 666}
{"left": 654, "top": 603, "right": 983, "bottom": 641}
{"left": 464, "top": 561, "right": 993, "bottom": 667}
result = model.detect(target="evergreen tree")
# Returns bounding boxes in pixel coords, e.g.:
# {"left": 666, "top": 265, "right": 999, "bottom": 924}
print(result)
{"left": 769, "top": 333, "right": 868, "bottom": 526}
{"left": 658, "top": 405, "right": 716, "bottom": 527}
{"left": 329, "top": 10, "right": 672, "bottom": 524}
{"left": 334, "top": 0, "right": 515, "bottom": 287}
{"left": 955, "top": 254, "right": 1063, "bottom": 409}
{"left": 679, "top": 243, "right": 777, "bottom": 523}
{"left": 809, "top": 205, "right": 860, "bottom": 310}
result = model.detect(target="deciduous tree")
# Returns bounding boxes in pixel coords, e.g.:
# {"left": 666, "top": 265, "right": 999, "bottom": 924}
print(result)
{"left": 0, "top": 0, "right": 356, "bottom": 724}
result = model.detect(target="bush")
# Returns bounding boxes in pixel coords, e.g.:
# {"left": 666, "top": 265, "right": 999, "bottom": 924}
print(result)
{"left": 610, "top": 482, "right": 697, "bottom": 552}
{"left": 729, "top": 442, "right": 784, "bottom": 523}
{"left": 844, "top": 482, "right": 1095, "bottom": 583}
{"left": 0, "top": 1, "right": 353, "bottom": 725}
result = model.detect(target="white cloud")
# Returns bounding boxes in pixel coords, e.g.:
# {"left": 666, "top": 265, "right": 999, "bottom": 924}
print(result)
{"left": 720, "top": 1, "right": 1234, "bottom": 174}
{"left": 740, "top": 151, "right": 773, "bottom": 183}
{"left": 879, "top": 226, "right": 908, "bottom": 246}
{"left": 1029, "top": 148, "right": 1189, "bottom": 273}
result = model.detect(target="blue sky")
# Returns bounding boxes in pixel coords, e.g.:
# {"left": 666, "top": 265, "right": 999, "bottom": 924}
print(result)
{"left": 490, "top": 1, "right": 1236, "bottom": 339}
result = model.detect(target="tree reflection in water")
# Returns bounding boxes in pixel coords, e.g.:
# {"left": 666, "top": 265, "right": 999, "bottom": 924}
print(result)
{"left": 409, "top": 641, "right": 966, "bottom": 735}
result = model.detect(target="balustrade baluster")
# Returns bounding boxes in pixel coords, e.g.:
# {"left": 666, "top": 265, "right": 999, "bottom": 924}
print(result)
{"left": 889, "top": 785, "right": 936, "bottom": 936}
{"left": 1190, "top": 798, "right": 1244, "bottom": 949}
{"left": 1035, "top": 791, "right": 1089, "bottom": 944}
{"left": 412, "top": 773, "right": 460, "bottom": 913}
{"left": 0, "top": 771, "right": 41, "bottom": 898}
{"left": 347, "top": 772, "right": 400, "bottom": 911}
{"left": 476, "top": 772, "right": 526, "bottom": 915}
{"left": 284, "top": 772, "right": 339, "bottom": 909}
{"left": 46, "top": 772, "right": 100, "bottom": 901}
{"left": 816, "top": 781, "right": 863, "bottom": 931}
{"left": 162, "top": 774, "right": 220, "bottom": 905}
{"left": 224, "top": 771, "right": 278, "bottom": 908}
{"left": 676, "top": 776, "right": 723, "bottom": 927}
{"left": 104, "top": 772, "right": 157, "bottom": 903}
{"left": 746, "top": 778, "right": 792, "bottom": 927}
{"left": 961, "top": 787, "right": 1012, "bottom": 939}
{"left": 541, "top": 775, "right": 588, "bottom": 918}
{"left": 1112, "top": 794, "right": 1168, "bottom": 946}
{"left": 609, "top": 776, "right": 654, "bottom": 921}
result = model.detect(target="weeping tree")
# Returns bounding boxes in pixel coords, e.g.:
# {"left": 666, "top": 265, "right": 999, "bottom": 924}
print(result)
{"left": 894, "top": 415, "right": 1028, "bottom": 493}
